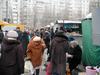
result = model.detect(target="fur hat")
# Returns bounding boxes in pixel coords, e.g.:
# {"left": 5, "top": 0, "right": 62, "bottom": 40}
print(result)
{"left": 33, "top": 36, "right": 41, "bottom": 41}
{"left": 7, "top": 30, "right": 18, "bottom": 38}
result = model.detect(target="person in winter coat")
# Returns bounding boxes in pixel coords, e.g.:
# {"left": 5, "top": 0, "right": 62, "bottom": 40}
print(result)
{"left": 43, "top": 31, "right": 50, "bottom": 61}
{"left": 0, "top": 30, "right": 24, "bottom": 75}
{"left": 16, "top": 27, "right": 23, "bottom": 41}
{"left": 21, "top": 31, "right": 29, "bottom": 56}
{"left": 0, "top": 30, "right": 4, "bottom": 43}
{"left": 27, "top": 36, "right": 46, "bottom": 75}
{"left": 68, "top": 40, "right": 82, "bottom": 73}
{"left": 49, "top": 30, "right": 69, "bottom": 75}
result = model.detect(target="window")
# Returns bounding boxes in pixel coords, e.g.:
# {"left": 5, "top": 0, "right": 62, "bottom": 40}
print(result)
{"left": 15, "top": 0, "right": 18, "bottom": 2}
{"left": 24, "top": 0, "right": 27, "bottom": 1}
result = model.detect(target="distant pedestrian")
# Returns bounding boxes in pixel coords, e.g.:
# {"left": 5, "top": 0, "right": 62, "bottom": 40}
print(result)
{"left": 21, "top": 31, "right": 29, "bottom": 56}
{"left": 68, "top": 40, "right": 82, "bottom": 73}
{"left": 0, "top": 30, "right": 4, "bottom": 43}
{"left": 49, "top": 30, "right": 69, "bottom": 75}
{"left": 43, "top": 31, "right": 50, "bottom": 58}
{"left": 16, "top": 27, "right": 23, "bottom": 41}
{"left": 40, "top": 28, "right": 45, "bottom": 38}
{"left": 27, "top": 36, "right": 46, "bottom": 75}
{"left": 0, "top": 30, "right": 24, "bottom": 75}
{"left": 55, "top": 28, "right": 58, "bottom": 33}
{"left": 34, "top": 29, "right": 40, "bottom": 37}
{"left": 50, "top": 28, "right": 55, "bottom": 40}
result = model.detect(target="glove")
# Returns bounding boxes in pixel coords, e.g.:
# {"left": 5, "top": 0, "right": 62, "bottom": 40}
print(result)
{"left": 66, "top": 53, "right": 73, "bottom": 58}
{"left": 25, "top": 57, "right": 31, "bottom": 61}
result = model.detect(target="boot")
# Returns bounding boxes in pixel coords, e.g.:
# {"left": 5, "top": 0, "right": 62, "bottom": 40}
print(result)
{"left": 36, "top": 69, "right": 40, "bottom": 75}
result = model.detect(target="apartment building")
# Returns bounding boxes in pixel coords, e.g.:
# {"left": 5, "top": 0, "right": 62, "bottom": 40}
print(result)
{"left": 0, "top": 0, "right": 20, "bottom": 23}
{"left": 66, "top": 0, "right": 82, "bottom": 20}
{"left": 20, "top": 0, "right": 34, "bottom": 28}
{"left": 82, "top": 0, "right": 90, "bottom": 18}
{"left": 89, "top": 0, "right": 100, "bottom": 13}
{"left": 10, "top": 0, "right": 20, "bottom": 24}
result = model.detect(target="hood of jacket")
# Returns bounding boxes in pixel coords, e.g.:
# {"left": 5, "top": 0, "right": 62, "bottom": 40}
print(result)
{"left": 1, "top": 38, "right": 20, "bottom": 52}
{"left": 54, "top": 31, "right": 68, "bottom": 43}
{"left": 28, "top": 40, "right": 43, "bottom": 50}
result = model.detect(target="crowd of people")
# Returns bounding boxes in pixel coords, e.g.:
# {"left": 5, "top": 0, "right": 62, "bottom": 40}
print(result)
{"left": 0, "top": 27, "right": 82, "bottom": 75}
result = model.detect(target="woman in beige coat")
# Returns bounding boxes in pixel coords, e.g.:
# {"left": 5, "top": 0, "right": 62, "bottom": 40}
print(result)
{"left": 27, "top": 36, "right": 46, "bottom": 75}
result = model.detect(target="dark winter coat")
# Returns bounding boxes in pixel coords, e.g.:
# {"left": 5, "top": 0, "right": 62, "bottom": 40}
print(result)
{"left": 0, "top": 31, "right": 4, "bottom": 43}
{"left": 50, "top": 31, "right": 69, "bottom": 75}
{"left": 21, "top": 31, "right": 29, "bottom": 55}
{"left": 68, "top": 45, "right": 82, "bottom": 71}
{"left": 43, "top": 31, "right": 50, "bottom": 54}
{"left": 16, "top": 30, "right": 23, "bottom": 41}
{"left": 0, "top": 38, "right": 24, "bottom": 75}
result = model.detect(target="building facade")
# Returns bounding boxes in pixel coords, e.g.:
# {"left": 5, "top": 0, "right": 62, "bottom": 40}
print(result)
{"left": 82, "top": 0, "right": 90, "bottom": 18}
{"left": 20, "top": 0, "right": 34, "bottom": 28}
{"left": 11, "top": 0, "right": 21, "bottom": 24}
{"left": 89, "top": 0, "right": 100, "bottom": 13}
{"left": 0, "top": 0, "right": 100, "bottom": 29}
{"left": 66, "top": 0, "right": 82, "bottom": 20}
{"left": 0, "top": 0, "right": 20, "bottom": 23}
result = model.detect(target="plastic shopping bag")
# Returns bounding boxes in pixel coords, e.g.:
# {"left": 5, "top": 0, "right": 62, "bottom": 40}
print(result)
{"left": 24, "top": 60, "right": 35, "bottom": 75}
{"left": 46, "top": 62, "right": 52, "bottom": 75}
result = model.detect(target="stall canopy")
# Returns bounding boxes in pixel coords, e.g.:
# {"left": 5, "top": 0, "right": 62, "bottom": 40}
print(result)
{"left": 2, "top": 24, "right": 25, "bottom": 32}
{"left": 0, "top": 21, "right": 9, "bottom": 26}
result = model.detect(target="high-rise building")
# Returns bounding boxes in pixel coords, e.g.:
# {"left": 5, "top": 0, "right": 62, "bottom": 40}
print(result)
{"left": 0, "top": 0, "right": 100, "bottom": 29}
{"left": 34, "top": 0, "right": 46, "bottom": 29}
{"left": 10, "top": 0, "right": 21, "bottom": 24}
{"left": 20, "top": 0, "right": 34, "bottom": 28}
{"left": 89, "top": 0, "right": 100, "bottom": 12}
{"left": 0, "top": 0, "right": 20, "bottom": 23}
{"left": 66, "top": 0, "right": 82, "bottom": 20}
{"left": 53, "top": 0, "right": 66, "bottom": 20}
{"left": 82, "top": 0, "right": 100, "bottom": 18}
{"left": 20, "top": 0, "right": 46, "bottom": 29}
{"left": 0, "top": 0, "right": 2, "bottom": 20}
{"left": 1, "top": 0, "right": 11, "bottom": 23}
{"left": 82, "top": 0, "right": 90, "bottom": 18}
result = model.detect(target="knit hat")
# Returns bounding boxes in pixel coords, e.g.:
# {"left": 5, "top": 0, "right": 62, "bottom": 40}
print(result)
{"left": 7, "top": 30, "right": 18, "bottom": 38}
{"left": 33, "top": 36, "right": 41, "bottom": 41}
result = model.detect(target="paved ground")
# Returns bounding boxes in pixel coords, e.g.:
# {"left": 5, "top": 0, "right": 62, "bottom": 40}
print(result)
{"left": 24, "top": 62, "right": 46, "bottom": 75}
{"left": 24, "top": 71, "right": 45, "bottom": 75}
{"left": 24, "top": 48, "right": 85, "bottom": 75}
{"left": 24, "top": 49, "right": 47, "bottom": 75}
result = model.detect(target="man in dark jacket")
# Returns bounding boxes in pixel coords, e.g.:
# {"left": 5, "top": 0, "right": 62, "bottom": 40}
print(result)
{"left": 0, "top": 30, "right": 24, "bottom": 75}
{"left": 49, "top": 30, "right": 69, "bottom": 75}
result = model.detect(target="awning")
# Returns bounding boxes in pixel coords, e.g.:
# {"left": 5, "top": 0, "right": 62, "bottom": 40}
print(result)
{"left": 0, "top": 21, "right": 9, "bottom": 25}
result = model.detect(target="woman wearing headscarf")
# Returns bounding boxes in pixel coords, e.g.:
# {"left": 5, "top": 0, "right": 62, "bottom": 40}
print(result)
{"left": 68, "top": 40, "right": 82, "bottom": 74}
{"left": 27, "top": 36, "right": 46, "bottom": 75}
